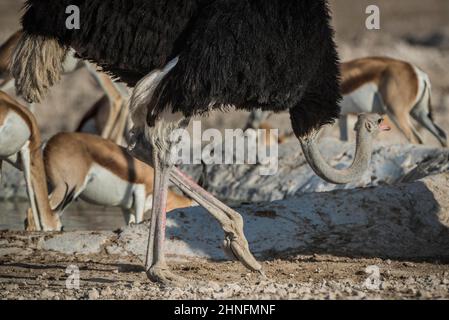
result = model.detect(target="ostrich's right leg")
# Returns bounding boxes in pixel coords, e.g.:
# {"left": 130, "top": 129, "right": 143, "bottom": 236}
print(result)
{"left": 169, "top": 168, "right": 263, "bottom": 273}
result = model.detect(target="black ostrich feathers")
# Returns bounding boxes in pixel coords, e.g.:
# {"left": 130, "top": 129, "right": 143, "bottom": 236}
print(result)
{"left": 20, "top": 0, "right": 341, "bottom": 136}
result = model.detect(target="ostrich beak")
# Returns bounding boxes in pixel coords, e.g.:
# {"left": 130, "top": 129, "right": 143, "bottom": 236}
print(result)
{"left": 379, "top": 119, "right": 391, "bottom": 132}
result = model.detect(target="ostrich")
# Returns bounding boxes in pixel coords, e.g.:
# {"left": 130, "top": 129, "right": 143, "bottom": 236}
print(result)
{"left": 12, "top": 0, "right": 385, "bottom": 285}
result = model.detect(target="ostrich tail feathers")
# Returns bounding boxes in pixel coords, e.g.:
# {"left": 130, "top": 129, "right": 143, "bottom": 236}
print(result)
{"left": 11, "top": 33, "right": 68, "bottom": 103}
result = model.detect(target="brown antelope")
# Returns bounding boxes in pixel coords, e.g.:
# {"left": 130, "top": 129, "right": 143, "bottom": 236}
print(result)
{"left": 339, "top": 57, "right": 447, "bottom": 147}
{"left": 76, "top": 94, "right": 130, "bottom": 146}
{"left": 40, "top": 132, "right": 196, "bottom": 227}
{"left": 246, "top": 57, "right": 447, "bottom": 147}
{"left": 0, "top": 30, "right": 128, "bottom": 144}
{"left": 0, "top": 90, "right": 61, "bottom": 231}
{"left": 0, "top": 31, "right": 21, "bottom": 90}
{"left": 0, "top": 91, "right": 194, "bottom": 230}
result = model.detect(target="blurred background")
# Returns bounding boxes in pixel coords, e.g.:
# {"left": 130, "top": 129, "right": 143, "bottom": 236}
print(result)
{"left": 0, "top": 0, "right": 448, "bottom": 145}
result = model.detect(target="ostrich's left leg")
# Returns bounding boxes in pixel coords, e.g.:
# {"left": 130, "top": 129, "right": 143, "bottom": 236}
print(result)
{"left": 169, "top": 168, "right": 262, "bottom": 273}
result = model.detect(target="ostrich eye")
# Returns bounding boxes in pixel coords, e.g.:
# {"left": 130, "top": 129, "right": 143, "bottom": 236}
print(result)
{"left": 377, "top": 118, "right": 383, "bottom": 124}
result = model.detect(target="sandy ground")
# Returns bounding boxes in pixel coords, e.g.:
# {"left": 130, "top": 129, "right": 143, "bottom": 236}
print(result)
{"left": 0, "top": 231, "right": 448, "bottom": 300}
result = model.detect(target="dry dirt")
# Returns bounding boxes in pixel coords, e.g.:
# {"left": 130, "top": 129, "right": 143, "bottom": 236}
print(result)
{"left": 1, "top": 231, "right": 448, "bottom": 300}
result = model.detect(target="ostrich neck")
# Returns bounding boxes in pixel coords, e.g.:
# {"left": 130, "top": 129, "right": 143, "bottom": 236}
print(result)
{"left": 300, "top": 128, "right": 373, "bottom": 185}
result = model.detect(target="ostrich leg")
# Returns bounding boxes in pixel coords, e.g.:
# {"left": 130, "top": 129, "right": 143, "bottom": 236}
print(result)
{"left": 144, "top": 117, "right": 189, "bottom": 285}
{"left": 141, "top": 116, "right": 261, "bottom": 285}
{"left": 169, "top": 168, "right": 262, "bottom": 273}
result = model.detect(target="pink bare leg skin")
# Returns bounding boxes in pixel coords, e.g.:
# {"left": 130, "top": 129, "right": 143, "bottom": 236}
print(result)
{"left": 145, "top": 152, "right": 186, "bottom": 286}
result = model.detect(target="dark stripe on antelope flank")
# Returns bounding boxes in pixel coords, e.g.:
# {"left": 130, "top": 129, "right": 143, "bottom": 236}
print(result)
{"left": 45, "top": 132, "right": 155, "bottom": 188}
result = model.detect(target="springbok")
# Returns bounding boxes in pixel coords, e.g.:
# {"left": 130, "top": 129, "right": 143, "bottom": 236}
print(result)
{"left": 339, "top": 57, "right": 447, "bottom": 147}
{"left": 0, "top": 90, "right": 61, "bottom": 231}
{"left": 38, "top": 132, "right": 196, "bottom": 228}
{"left": 0, "top": 30, "right": 128, "bottom": 144}
{"left": 0, "top": 31, "right": 22, "bottom": 90}
{"left": 246, "top": 57, "right": 447, "bottom": 147}
{"left": 0, "top": 91, "right": 193, "bottom": 230}
{"left": 76, "top": 95, "right": 130, "bottom": 146}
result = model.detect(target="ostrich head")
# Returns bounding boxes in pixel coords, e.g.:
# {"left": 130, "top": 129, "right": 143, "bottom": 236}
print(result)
{"left": 298, "top": 113, "right": 390, "bottom": 185}
{"left": 354, "top": 113, "right": 391, "bottom": 136}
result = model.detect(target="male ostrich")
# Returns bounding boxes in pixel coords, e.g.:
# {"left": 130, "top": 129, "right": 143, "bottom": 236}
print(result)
{"left": 12, "top": 0, "right": 385, "bottom": 285}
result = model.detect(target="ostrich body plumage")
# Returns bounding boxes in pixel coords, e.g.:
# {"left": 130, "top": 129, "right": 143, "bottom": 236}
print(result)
{"left": 20, "top": 0, "right": 340, "bottom": 136}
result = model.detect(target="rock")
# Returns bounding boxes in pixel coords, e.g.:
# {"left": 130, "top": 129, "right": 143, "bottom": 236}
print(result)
{"left": 3, "top": 173, "right": 449, "bottom": 264}
{"left": 42, "top": 232, "right": 114, "bottom": 255}
{"left": 0, "top": 247, "right": 23, "bottom": 257}
{"left": 88, "top": 288, "right": 100, "bottom": 300}
{"left": 41, "top": 289, "right": 56, "bottom": 299}
{"left": 180, "top": 139, "right": 449, "bottom": 203}
{"left": 101, "top": 287, "right": 113, "bottom": 297}
{"left": 399, "top": 153, "right": 449, "bottom": 183}
{"left": 105, "top": 245, "right": 128, "bottom": 256}
{"left": 418, "top": 290, "right": 433, "bottom": 299}
{"left": 227, "top": 283, "right": 242, "bottom": 293}
{"left": 5, "top": 284, "right": 19, "bottom": 291}
{"left": 208, "top": 282, "right": 221, "bottom": 291}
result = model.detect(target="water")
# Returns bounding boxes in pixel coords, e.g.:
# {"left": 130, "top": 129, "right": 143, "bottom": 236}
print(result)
{"left": 0, "top": 200, "right": 129, "bottom": 231}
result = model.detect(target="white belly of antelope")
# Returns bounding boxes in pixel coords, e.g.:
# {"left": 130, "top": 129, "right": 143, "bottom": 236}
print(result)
{"left": 340, "top": 83, "right": 383, "bottom": 115}
{"left": 0, "top": 111, "right": 31, "bottom": 158}
{"left": 80, "top": 164, "right": 145, "bottom": 210}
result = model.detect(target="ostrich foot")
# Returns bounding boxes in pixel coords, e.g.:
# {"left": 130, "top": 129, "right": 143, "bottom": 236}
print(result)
{"left": 147, "top": 264, "right": 187, "bottom": 287}
{"left": 223, "top": 233, "right": 263, "bottom": 273}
